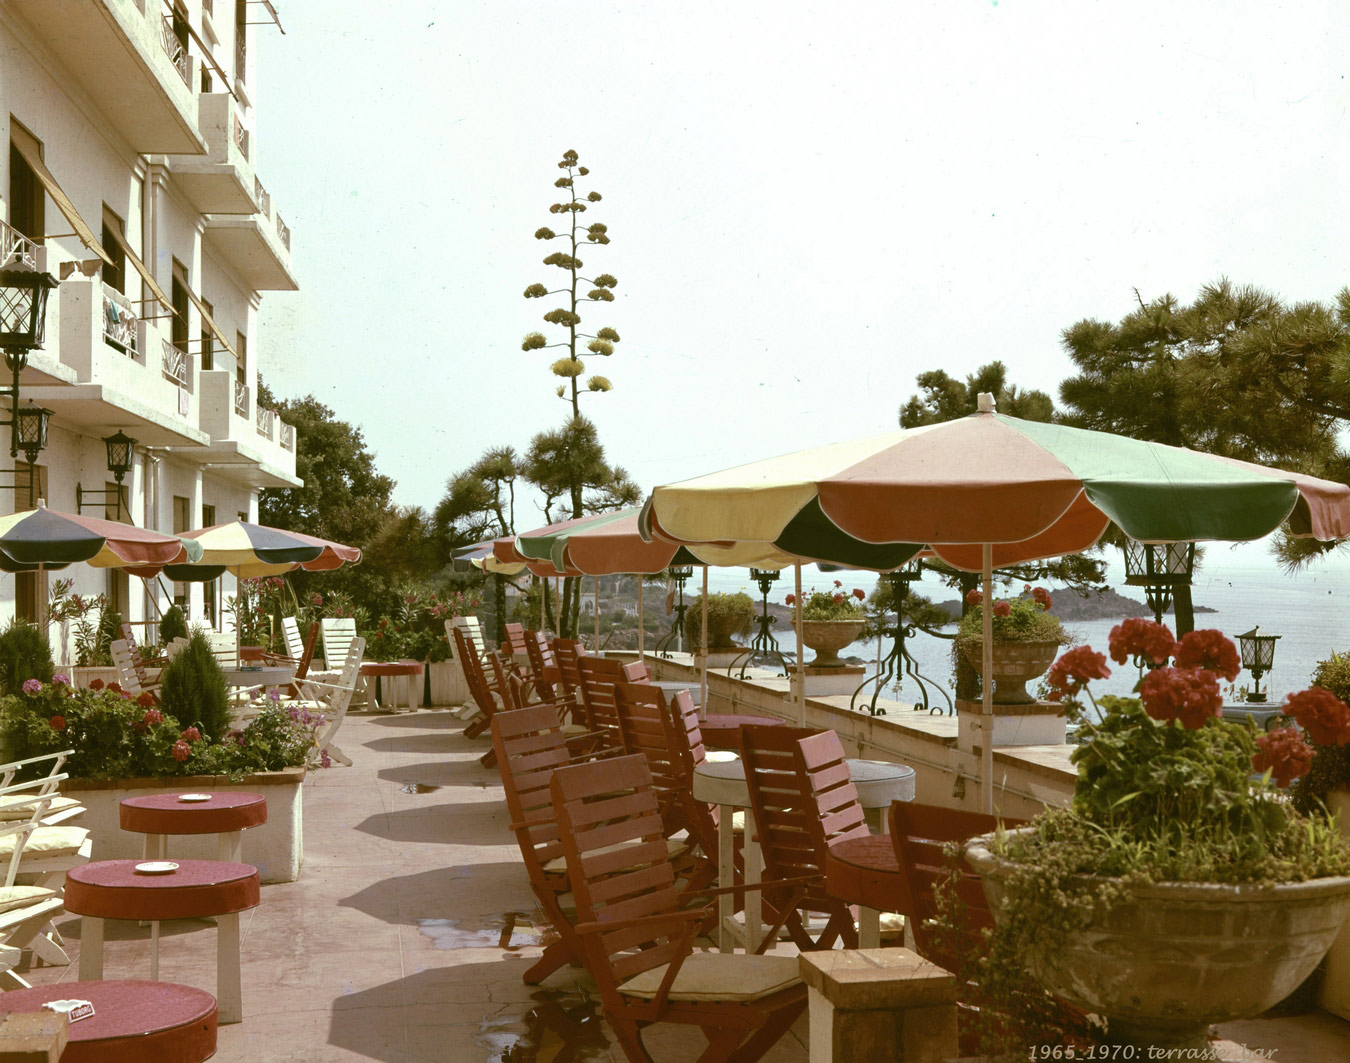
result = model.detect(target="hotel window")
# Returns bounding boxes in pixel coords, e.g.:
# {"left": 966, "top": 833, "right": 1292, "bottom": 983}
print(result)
{"left": 202, "top": 504, "right": 216, "bottom": 624}
{"left": 236, "top": 330, "right": 247, "bottom": 387}
{"left": 171, "top": 260, "right": 190, "bottom": 354}
{"left": 200, "top": 297, "right": 214, "bottom": 371}
{"left": 100, "top": 208, "right": 127, "bottom": 294}
{"left": 173, "top": 495, "right": 191, "bottom": 613}
{"left": 12, "top": 463, "right": 48, "bottom": 623}
{"left": 8, "top": 122, "right": 44, "bottom": 243}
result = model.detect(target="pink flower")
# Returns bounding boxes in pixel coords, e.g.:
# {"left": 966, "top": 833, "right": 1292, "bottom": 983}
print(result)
{"left": 1045, "top": 646, "right": 1111, "bottom": 701}
{"left": 1139, "top": 666, "right": 1222, "bottom": 729}
{"left": 1108, "top": 618, "right": 1176, "bottom": 666}
{"left": 1283, "top": 688, "right": 1350, "bottom": 747}
{"left": 1253, "top": 727, "right": 1314, "bottom": 787}
{"left": 142, "top": 709, "right": 163, "bottom": 727}
{"left": 992, "top": 600, "right": 1011, "bottom": 617}
{"left": 171, "top": 740, "right": 191, "bottom": 762}
{"left": 22, "top": 679, "right": 41, "bottom": 695}
{"left": 1174, "top": 629, "right": 1241, "bottom": 682}
{"left": 51, "top": 674, "right": 70, "bottom": 686}
{"left": 966, "top": 590, "right": 983, "bottom": 606}
{"left": 49, "top": 715, "right": 66, "bottom": 731}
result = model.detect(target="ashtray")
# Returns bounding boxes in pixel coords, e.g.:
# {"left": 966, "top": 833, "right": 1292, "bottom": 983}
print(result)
{"left": 42, "top": 999, "right": 95, "bottom": 1022}
{"left": 176, "top": 793, "right": 212, "bottom": 802}
{"left": 134, "top": 861, "right": 179, "bottom": 874}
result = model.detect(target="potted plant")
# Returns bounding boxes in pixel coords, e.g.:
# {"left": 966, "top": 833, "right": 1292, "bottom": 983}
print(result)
{"left": 785, "top": 581, "right": 868, "bottom": 667}
{"left": 962, "top": 622, "right": 1350, "bottom": 1054}
{"left": 365, "top": 585, "right": 481, "bottom": 706}
{"left": 1293, "top": 650, "right": 1350, "bottom": 1018}
{"left": 956, "top": 584, "right": 1068, "bottom": 703}
{"left": 683, "top": 591, "right": 755, "bottom": 653}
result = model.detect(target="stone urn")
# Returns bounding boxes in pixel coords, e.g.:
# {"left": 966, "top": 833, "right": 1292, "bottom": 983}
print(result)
{"left": 965, "top": 831, "right": 1350, "bottom": 1051}
{"left": 800, "top": 620, "right": 864, "bottom": 668}
{"left": 959, "top": 639, "right": 1059, "bottom": 704}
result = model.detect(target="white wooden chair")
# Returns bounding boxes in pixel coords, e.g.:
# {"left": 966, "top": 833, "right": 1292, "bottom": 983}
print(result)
{"left": 291, "top": 636, "right": 365, "bottom": 767}
{"left": 208, "top": 630, "right": 239, "bottom": 669}
{"left": 0, "top": 752, "right": 82, "bottom": 828}
{"left": 109, "top": 639, "right": 158, "bottom": 699}
{"left": 281, "top": 616, "right": 306, "bottom": 661}
{"left": 448, "top": 617, "right": 490, "bottom": 719}
{"left": 320, "top": 618, "right": 358, "bottom": 672}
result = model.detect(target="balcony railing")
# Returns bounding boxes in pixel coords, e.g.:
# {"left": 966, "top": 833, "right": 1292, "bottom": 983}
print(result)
{"left": 234, "top": 380, "right": 249, "bottom": 417}
{"left": 0, "top": 219, "right": 40, "bottom": 271}
{"left": 161, "top": 338, "right": 189, "bottom": 387}
{"left": 160, "top": 17, "right": 191, "bottom": 85}
{"left": 256, "top": 406, "right": 275, "bottom": 439}
{"left": 275, "top": 214, "right": 291, "bottom": 251}
{"left": 254, "top": 177, "right": 271, "bottom": 219}
{"left": 280, "top": 422, "right": 295, "bottom": 451}
{"left": 203, "top": 0, "right": 214, "bottom": 16}
{"left": 235, "top": 34, "right": 246, "bottom": 83}
{"left": 233, "top": 112, "right": 250, "bottom": 160}
{"left": 102, "top": 287, "right": 139, "bottom": 355}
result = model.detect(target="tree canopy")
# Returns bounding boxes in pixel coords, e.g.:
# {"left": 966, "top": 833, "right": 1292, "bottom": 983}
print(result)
{"left": 899, "top": 360, "right": 1054, "bottom": 427}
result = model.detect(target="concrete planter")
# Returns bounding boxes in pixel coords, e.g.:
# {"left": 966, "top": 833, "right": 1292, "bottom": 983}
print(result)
{"left": 1317, "top": 789, "right": 1350, "bottom": 1019}
{"left": 800, "top": 620, "right": 864, "bottom": 668}
{"left": 68, "top": 666, "right": 118, "bottom": 690}
{"left": 959, "top": 640, "right": 1059, "bottom": 704}
{"left": 966, "top": 832, "right": 1350, "bottom": 1050}
{"left": 424, "top": 660, "right": 465, "bottom": 707}
{"left": 63, "top": 768, "right": 305, "bottom": 884}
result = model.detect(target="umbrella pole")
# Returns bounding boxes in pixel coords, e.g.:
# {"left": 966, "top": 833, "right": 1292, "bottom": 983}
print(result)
{"left": 594, "top": 577, "right": 600, "bottom": 651}
{"left": 793, "top": 563, "right": 805, "bottom": 725}
{"left": 637, "top": 579, "right": 644, "bottom": 663}
{"left": 699, "top": 567, "right": 709, "bottom": 720}
{"left": 981, "top": 544, "right": 994, "bottom": 815}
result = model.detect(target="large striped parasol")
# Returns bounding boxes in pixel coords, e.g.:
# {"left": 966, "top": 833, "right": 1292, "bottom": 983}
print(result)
{"left": 0, "top": 503, "right": 200, "bottom": 572}
{"left": 136, "top": 521, "right": 362, "bottom": 581}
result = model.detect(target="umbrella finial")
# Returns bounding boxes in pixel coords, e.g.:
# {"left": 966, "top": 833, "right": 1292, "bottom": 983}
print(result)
{"left": 977, "top": 392, "right": 996, "bottom": 414}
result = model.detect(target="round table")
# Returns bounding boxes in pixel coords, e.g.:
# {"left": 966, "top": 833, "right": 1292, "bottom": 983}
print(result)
{"left": 825, "top": 833, "right": 905, "bottom": 949}
{"left": 0, "top": 980, "right": 216, "bottom": 1063}
{"left": 66, "top": 860, "right": 260, "bottom": 1025}
{"left": 119, "top": 792, "right": 267, "bottom": 863}
{"left": 220, "top": 665, "right": 296, "bottom": 696}
{"left": 696, "top": 713, "right": 786, "bottom": 751}
{"left": 691, "top": 755, "right": 916, "bottom": 952}
{"left": 359, "top": 660, "right": 424, "bottom": 713}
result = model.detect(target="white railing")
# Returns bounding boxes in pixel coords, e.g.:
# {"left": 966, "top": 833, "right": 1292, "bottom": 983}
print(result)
{"left": 233, "top": 112, "right": 250, "bottom": 160}
{"left": 160, "top": 17, "right": 190, "bottom": 84}
{"left": 275, "top": 214, "right": 290, "bottom": 251}
{"left": 280, "top": 422, "right": 295, "bottom": 451}
{"left": 0, "top": 219, "right": 40, "bottom": 271}
{"left": 161, "top": 338, "right": 189, "bottom": 386}
{"left": 234, "top": 380, "right": 249, "bottom": 417}
{"left": 254, "top": 177, "right": 271, "bottom": 219}
{"left": 102, "top": 287, "right": 139, "bottom": 354}
{"left": 256, "top": 406, "right": 274, "bottom": 439}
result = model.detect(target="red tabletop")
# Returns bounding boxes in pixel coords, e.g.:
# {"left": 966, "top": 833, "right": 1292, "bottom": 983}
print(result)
{"left": 360, "top": 659, "right": 424, "bottom": 677}
{"left": 120, "top": 792, "right": 267, "bottom": 835}
{"left": 0, "top": 979, "right": 216, "bottom": 1063}
{"left": 825, "top": 834, "right": 905, "bottom": 913}
{"left": 65, "top": 860, "right": 260, "bottom": 922}
{"left": 698, "top": 713, "right": 787, "bottom": 750}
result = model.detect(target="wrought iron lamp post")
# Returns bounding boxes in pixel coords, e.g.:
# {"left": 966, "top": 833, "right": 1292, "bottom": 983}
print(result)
{"left": 849, "top": 560, "right": 953, "bottom": 718}
{"left": 76, "top": 431, "right": 138, "bottom": 519}
{"left": 728, "top": 568, "right": 791, "bottom": 679}
{"left": 1122, "top": 538, "right": 1195, "bottom": 626}
{"left": 1237, "top": 627, "right": 1280, "bottom": 704}
{"left": 654, "top": 565, "right": 695, "bottom": 658}
{"left": 0, "top": 267, "right": 58, "bottom": 506}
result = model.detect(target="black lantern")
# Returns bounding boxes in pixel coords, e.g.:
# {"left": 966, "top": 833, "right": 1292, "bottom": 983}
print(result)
{"left": 0, "top": 268, "right": 58, "bottom": 353}
{"left": 1123, "top": 539, "right": 1195, "bottom": 625}
{"left": 1237, "top": 627, "right": 1281, "bottom": 703}
{"left": 77, "top": 430, "right": 138, "bottom": 519}
{"left": 654, "top": 565, "right": 696, "bottom": 658}
{"left": 13, "top": 403, "right": 50, "bottom": 465}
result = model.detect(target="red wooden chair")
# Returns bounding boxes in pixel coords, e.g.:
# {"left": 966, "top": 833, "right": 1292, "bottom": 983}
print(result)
{"left": 551, "top": 638, "right": 588, "bottom": 724}
{"left": 502, "top": 622, "right": 529, "bottom": 657}
{"left": 549, "top": 752, "right": 808, "bottom": 1063}
{"left": 523, "top": 630, "right": 560, "bottom": 702}
{"left": 740, "top": 724, "right": 870, "bottom": 951}
{"left": 264, "top": 620, "right": 320, "bottom": 698}
{"left": 576, "top": 656, "right": 647, "bottom": 749}
{"left": 451, "top": 626, "right": 505, "bottom": 766}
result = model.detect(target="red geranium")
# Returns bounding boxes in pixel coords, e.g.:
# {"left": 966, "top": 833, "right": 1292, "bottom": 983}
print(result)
{"left": 966, "top": 590, "right": 983, "bottom": 606}
{"left": 1139, "top": 666, "right": 1222, "bottom": 729}
{"left": 1031, "top": 586, "right": 1052, "bottom": 610}
{"left": 832, "top": 593, "right": 845, "bottom": 605}
{"left": 1253, "top": 727, "right": 1315, "bottom": 787}
{"left": 49, "top": 715, "right": 66, "bottom": 731}
{"left": 852, "top": 588, "right": 866, "bottom": 601}
{"left": 1283, "top": 688, "right": 1350, "bottom": 747}
{"left": 1174, "top": 629, "right": 1241, "bottom": 682}
{"left": 1108, "top": 618, "right": 1177, "bottom": 666}
{"left": 1045, "top": 646, "right": 1111, "bottom": 701}
{"left": 136, "top": 691, "right": 156, "bottom": 708}
{"left": 107, "top": 682, "right": 124, "bottom": 695}
{"left": 992, "top": 600, "right": 1012, "bottom": 617}
{"left": 784, "top": 593, "right": 796, "bottom": 606}
{"left": 171, "top": 740, "right": 191, "bottom": 762}
{"left": 88, "top": 678, "right": 105, "bottom": 691}
{"left": 181, "top": 726, "right": 202, "bottom": 743}
{"left": 142, "top": 709, "right": 163, "bottom": 727}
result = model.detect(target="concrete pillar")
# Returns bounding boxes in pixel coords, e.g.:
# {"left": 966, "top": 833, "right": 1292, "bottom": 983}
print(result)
{"left": 798, "top": 948, "right": 957, "bottom": 1063}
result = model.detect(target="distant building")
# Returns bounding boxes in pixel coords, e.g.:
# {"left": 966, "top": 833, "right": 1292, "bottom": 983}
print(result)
{"left": 1, "top": 0, "right": 298, "bottom": 652}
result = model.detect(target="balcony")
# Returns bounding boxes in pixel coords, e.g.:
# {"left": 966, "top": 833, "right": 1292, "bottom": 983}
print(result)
{"left": 203, "top": 176, "right": 298, "bottom": 291}
{"left": 1, "top": 220, "right": 47, "bottom": 273}
{"left": 198, "top": 370, "right": 300, "bottom": 487}
{"left": 164, "top": 94, "right": 259, "bottom": 214}
{"left": 8, "top": 0, "right": 204, "bottom": 155}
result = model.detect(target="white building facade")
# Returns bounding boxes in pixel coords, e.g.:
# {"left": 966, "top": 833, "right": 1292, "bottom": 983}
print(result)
{"left": 0, "top": 0, "right": 299, "bottom": 652}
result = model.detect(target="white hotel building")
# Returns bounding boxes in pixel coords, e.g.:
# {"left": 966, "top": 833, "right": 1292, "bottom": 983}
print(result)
{"left": 0, "top": 0, "right": 299, "bottom": 645}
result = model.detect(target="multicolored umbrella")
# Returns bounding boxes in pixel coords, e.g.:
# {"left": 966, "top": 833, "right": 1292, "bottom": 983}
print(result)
{"left": 134, "top": 521, "right": 362, "bottom": 580}
{"left": 0, "top": 504, "right": 200, "bottom": 572}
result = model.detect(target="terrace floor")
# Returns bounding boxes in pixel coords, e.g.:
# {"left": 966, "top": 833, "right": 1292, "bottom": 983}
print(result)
{"left": 13, "top": 706, "right": 1350, "bottom": 1061}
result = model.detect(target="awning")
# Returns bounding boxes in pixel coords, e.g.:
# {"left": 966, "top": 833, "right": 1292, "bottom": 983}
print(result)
{"left": 99, "top": 222, "right": 173, "bottom": 314}
{"left": 181, "top": 284, "right": 239, "bottom": 361}
{"left": 10, "top": 132, "right": 114, "bottom": 268}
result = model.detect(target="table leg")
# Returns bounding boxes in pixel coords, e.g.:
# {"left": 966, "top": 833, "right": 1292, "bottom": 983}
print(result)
{"left": 78, "top": 917, "right": 104, "bottom": 980}
{"left": 143, "top": 834, "right": 167, "bottom": 860}
{"left": 150, "top": 919, "right": 160, "bottom": 979}
{"left": 217, "top": 912, "right": 242, "bottom": 1024}
{"left": 216, "top": 831, "right": 243, "bottom": 863}
{"left": 858, "top": 907, "right": 881, "bottom": 949}
{"left": 744, "top": 809, "right": 762, "bottom": 954}
{"left": 716, "top": 802, "right": 733, "bottom": 954}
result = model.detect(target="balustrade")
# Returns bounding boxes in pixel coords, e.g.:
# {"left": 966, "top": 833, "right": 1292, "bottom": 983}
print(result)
{"left": 102, "top": 288, "right": 139, "bottom": 355}
{"left": 280, "top": 423, "right": 295, "bottom": 451}
{"left": 256, "top": 406, "right": 274, "bottom": 439}
{"left": 0, "top": 220, "right": 40, "bottom": 271}
{"left": 160, "top": 17, "right": 190, "bottom": 84}
{"left": 275, "top": 214, "right": 290, "bottom": 251}
{"left": 233, "top": 112, "right": 250, "bottom": 160}
{"left": 254, "top": 177, "right": 271, "bottom": 219}
{"left": 161, "top": 338, "right": 189, "bottom": 386}
{"left": 234, "top": 380, "right": 249, "bottom": 417}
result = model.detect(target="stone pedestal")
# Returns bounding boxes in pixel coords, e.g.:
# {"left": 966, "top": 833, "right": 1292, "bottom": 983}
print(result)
{"left": 955, "top": 697, "right": 1066, "bottom": 752}
{"left": 799, "top": 948, "right": 956, "bottom": 1063}
{"left": 1318, "top": 789, "right": 1350, "bottom": 1019}
{"left": 802, "top": 665, "right": 866, "bottom": 698}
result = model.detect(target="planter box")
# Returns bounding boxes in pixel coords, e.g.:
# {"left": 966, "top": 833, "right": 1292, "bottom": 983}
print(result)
{"left": 68, "top": 666, "right": 118, "bottom": 690}
{"left": 425, "top": 659, "right": 466, "bottom": 707}
{"left": 1318, "top": 789, "right": 1350, "bottom": 1019}
{"left": 955, "top": 697, "right": 1067, "bottom": 752}
{"left": 63, "top": 768, "right": 304, "bottom": 884}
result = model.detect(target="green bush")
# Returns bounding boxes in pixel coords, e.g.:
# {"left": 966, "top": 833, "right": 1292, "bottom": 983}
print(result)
{"left": 158, "top": 629, "right": 231, "bottom": 741}
{"left": 683, "top": 592, "right": 755, "bottom": 650}
{"left": 0, "top": 621, "right": 54, "bottom": 697}
{"left": 159, "top": 606, "right": 189, "bottom": 645}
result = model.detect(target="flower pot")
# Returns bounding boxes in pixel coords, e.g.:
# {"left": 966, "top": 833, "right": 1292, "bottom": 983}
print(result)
{"left": 1317, "top": 789, "right": 1350, "bottom": 1019}
{"left": 959, "top": 640, "right": 1059, "bottom": 704}
{"left": 800, "top": 620, "right": 864, "bottom": 668}
{"left": 965, "top": 832, "right": 1350, "bottom": 1050}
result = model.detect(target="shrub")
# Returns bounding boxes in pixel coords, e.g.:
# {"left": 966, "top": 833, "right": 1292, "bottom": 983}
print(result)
{"left": 0, "top": 621, "right": 54, "bottom": 697}
{"left": 683, "top": 592, "right": 755, "bottom": 650}
{"left": 159, "top": 606, "right": 189, "bottom": 645}
{"left": 158, "top": 629, "right": 231, "bottom": 741}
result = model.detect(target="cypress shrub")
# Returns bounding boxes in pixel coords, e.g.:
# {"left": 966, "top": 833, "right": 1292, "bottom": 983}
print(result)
{"left": 159, "top": 606, "right": 189, "bottom": 645}
{"left": 158, "top": 629, "right": 231, "bottom": 741}
{"left": 0, "top": 621, "right": 55, "bottom": 697}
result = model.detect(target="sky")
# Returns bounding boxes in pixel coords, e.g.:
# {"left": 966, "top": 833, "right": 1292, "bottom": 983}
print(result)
{"left": 250, "top": 1, "right": 1350, "bottom": 544}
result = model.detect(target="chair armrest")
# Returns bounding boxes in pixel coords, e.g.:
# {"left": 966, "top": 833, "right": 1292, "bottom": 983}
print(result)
{"left": 294, "top": 678, "right": 355, "bottom": 696}
{"left": 573, "top": 908, "right": 709, "bottom": 937}
{"left": 682, "top": 873, "right": 818, "bottom": 899}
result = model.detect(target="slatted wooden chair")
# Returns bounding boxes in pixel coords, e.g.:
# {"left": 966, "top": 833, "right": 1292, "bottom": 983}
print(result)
{"left": 262, "top": 620, "right": 321, "bottom": 698}
{"left": 451, "top": 615, "right": 490, "bottom": 664}
{"left": 502, "top": 622, "right": 529, "bottom": 657}
{"left": 740, "top": 724, "right": 870, "bottom": 951}
{"left": 550, "top": 637, "right": 587, "bottom": 720}
{"left": 452, "top": 626, "right": 507, "bottom": 766}
{"left": 576, "top": 656, "right": 648, "bottom": 750}
{"left": 523, "top": 630, "right": 560, "bottom": 703}
{"left": 286, "top": 636, "right": 365, "bottom": 767}
{"left": 549, "top": 752, "right": 808, "bottom": 1063}
{"left": 109, "top": 639, "right": 159, "bottom": 701}
{"left": 319, "top": 617, "right": 358, "bottom": 673}
{"left": 0, "top": 776, "right": 78, "bottom": 989}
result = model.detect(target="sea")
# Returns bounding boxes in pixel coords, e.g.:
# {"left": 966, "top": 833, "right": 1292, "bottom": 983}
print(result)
{"left": 699, "top": 543, "right": 1350, "bottom": 709}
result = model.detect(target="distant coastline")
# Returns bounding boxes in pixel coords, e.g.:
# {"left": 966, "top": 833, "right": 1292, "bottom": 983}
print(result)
{"left": 931, "top": 587, "right": 1216, "bottom": 623}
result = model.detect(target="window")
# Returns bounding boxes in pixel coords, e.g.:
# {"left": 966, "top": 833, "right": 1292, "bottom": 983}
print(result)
{"left": 101, "top": 208, "right": 127, "bottom": 294}
{"left": 202, "top": 503, "right": 216, "bottom": 624}
{"left": 106, "top": 568, "right": 128, "bottom": 618}
{"left": 200, "top": 297, "right": 214, "bottom": 371}
{"left": 173, "top": 495, "right": 191, "bottom": 613}
{"left": 234, "top": 0, "right": 247, "bottom": 81}
{"left": 235, "top": 330, "right": 247, "bottom": 386}
{"left": 171, "top": 259, "right": 190, "bottom": 353}
{"left": 8, "top": 122, "right": 44, "bottom": 243}
{"left": 12, "top": 463, "right": 47, "bottom": 623}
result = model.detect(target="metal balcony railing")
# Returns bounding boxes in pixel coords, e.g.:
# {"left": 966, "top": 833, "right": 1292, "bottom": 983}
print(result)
{"left": 102, "top": 287, "right": 139, "bottom": 355}
{"left": 160, "top": 17, "right": 191, "bottom": 85}
{"left": 233, "top": 111, "right": 250, "bottom": 160}
{"left": 280, "top": 422, "right": 295, "bottom": 451}
{"left": 0, "top": 220, "right": 40, "bottom": 271}
{"left": 275, "top": 214, "right": 290, "bottom": 251}
{"left": 256, "top": 406, "right": 274, "bottom": 439}
{"left": 254, "top": 177, "right": 271, "bottom": 219}
{"left": 234, "top": 380, "right": 249, "bottom": 417}
{"left": 161, "top": 338, "right": 189, "bottom": 387}
{"left": 235, "top": 35, "right": 246, "bottom": 83}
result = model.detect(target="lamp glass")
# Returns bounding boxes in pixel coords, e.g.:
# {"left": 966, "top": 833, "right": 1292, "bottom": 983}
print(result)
{"left": 103, "top": 431, "right": 137, "bottom": 478}
{"left": 1238, "top": 628, "right": 1280, "bottom": 671}
{"left": 14, "top": 403, "right": 50, "bottom": 454}
{"left": 1123, "top": 539, "right": 1195, "bottom": 585}
{"left": 668, "top": 565, "right": 693, "bottom": 580}
{"left": 0, "top": 269, "right": 58, "bottom": 350}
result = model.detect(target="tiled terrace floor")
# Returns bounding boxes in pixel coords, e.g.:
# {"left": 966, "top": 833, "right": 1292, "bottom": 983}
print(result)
{"left": 14, "top": 706, "right": 1350, "bottom": 1061}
